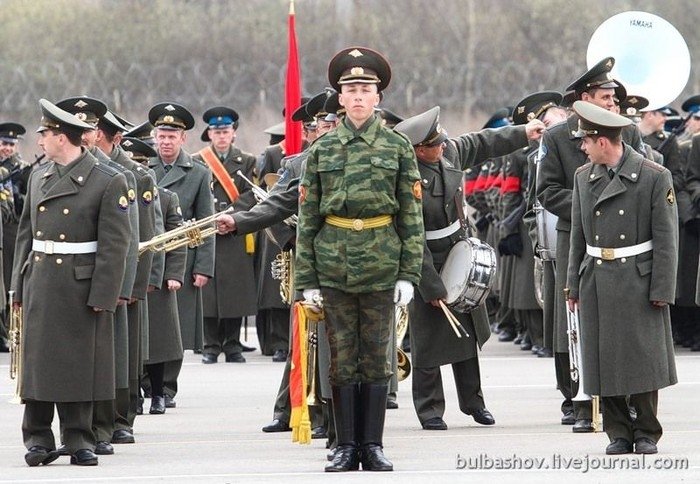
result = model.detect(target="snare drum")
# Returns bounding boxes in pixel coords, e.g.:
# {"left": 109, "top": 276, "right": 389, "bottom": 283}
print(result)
{"left": 440, "top": 237, "right": 497, "bottom": 312}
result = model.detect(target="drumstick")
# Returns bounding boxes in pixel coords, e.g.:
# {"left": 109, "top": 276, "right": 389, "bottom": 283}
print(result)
{"left": 438, "top": 301, "right": 462, "bottom": 338}
{"left": 439, "top": 301, "right": 470, "bottom": 338}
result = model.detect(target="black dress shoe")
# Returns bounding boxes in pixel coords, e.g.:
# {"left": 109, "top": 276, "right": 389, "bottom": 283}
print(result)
{"left": 513, "top": 333, "right": 524, "bottom": 345}
{"left": 202, "top": 353, "right": 218, "bottom": 364}
{"left": 225, "top": 352, "right": 246, "bottom": 363}
{"left": 164, "top": 395, "right": 176, "bottom": 408}
{"left": 422, "top": 417, "right": 448, "bottom": 430}
{"left": 572, "top": 418, "right": 594, "bottom": 433}
{"left": 25, "top": 446, "right": 60, "bottom": 466}
{"left": 70, "top": 449, "right": 98, "bottom": 466}
{"left": 95, "top": 441, "right": 114, "bottom": 455}
{"left": 520, "top": 340, "right": 533, "bottom": 351}
{"left": 271, "top": 349, "right": 288, "bottom": 362}
{"left": 606, "top": 438, "right": 633, "bottom": 455}
{"left": 193, "top": 348, "right": 202, "bottom": 354}
{"left": 386, "top": 399, "right": 398, "bottom": 409}
{"left": 470, "top": 408, "right": 495, "bottom": 425}
{"left": 531, "top": 344, "right": 543, "bottom": 354}
{"left": 537, "top": 347, "right": 553, "bottom": 358}
{"left": 262, "top": 418, "right": 290, "bottom": 432}
{"left": 360, "top": 444, "right": 393, "bottom": 471}
{"left": 311, "top": 426, "right": 327, "bottom": 439}
{"left": 150, "top": 395, "right": 166, "bottom": 414}
{"left": 56, "top": 445, "right": 70, "bottom": 456}
{"left": 240, "top": 343, "right": 256, "bottom": 352}
{"left": 561, "top": 410, "right": 575, "bottom": 425}
{"left": 111, "top": 429, "right": 135, "bottom": 444}
{"left": 325, "top": 444, "right": 360, "bottom": 472}
{"left": 498, "top": 330, "right": 516, "bottom": 342}
{"left": 635, "top": 437, "right": 658, "bottom": 454}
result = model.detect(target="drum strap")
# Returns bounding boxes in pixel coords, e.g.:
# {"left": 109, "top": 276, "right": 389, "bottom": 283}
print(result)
{"left": 454, "top": 192, "right": 476, "bottom": 238}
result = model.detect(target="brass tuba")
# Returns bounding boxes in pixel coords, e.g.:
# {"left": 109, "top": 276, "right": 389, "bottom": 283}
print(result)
{"left": 138, "top": 206, "right": 234, "bottom": 255}
{"left": 271, "top": 250, "right": 294, "bottom": 306}
{"left": 586, "top": 11, "right": 690, "bottom": 110}
{"left": 395, "top": 304, "right": 411, "bottom": 381}
{"left": 8, "top": 290, "right": 23, "bottom": 404}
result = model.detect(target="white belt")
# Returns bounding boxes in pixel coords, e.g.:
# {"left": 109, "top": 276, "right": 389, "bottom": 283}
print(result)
{"left": 425, "top": 220, "right": 462, "bottom": 241}
{"left": 586, "top": 241, "right": 652, "bottom": 261}
{"left": 32, "top": 239, "right": 98, "bottom": 255}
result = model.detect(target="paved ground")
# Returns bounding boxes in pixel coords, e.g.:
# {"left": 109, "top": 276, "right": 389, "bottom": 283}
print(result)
{"left": 0, "top": 333, "right": 698, "bottom": 483}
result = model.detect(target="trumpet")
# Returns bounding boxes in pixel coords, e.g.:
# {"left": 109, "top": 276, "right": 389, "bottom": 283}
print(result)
{"left": 236, "top": 170, "right": 298, "bottom": 226}
{"left": 8, "top": 290, "right": 23, "bottom": 404}
{"left": 395, "top": 304, "right": 411, "bottom": 381}
{"left": 138, "top": 206, "right": 234, "bottom": 255}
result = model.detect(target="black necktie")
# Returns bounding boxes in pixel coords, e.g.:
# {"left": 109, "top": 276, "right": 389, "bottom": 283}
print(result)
{"left": 164, "top": 164, "right": 172, "bottom": 173}
{"left": 608, "top": 169, "right": 615, "bottom": 179}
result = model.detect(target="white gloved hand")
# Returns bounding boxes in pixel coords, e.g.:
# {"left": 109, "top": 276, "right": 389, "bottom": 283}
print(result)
{"left": 303, "top": 288, "right": 321, "bottom": 306}
{"left": 394, "top": 280, "right": 414, "bottom": 306}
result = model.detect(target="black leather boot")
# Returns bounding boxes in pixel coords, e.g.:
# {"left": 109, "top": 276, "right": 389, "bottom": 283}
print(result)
{"left": 359, "top": 383, "right": 393, "bottom": 471}
{"left": 325, "top": 385, "right": 360, "bottom": 472}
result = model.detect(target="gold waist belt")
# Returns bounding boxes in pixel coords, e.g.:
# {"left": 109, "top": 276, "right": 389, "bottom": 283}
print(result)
{"left": 325, "top": 214, "right": 392, "bottom": 231}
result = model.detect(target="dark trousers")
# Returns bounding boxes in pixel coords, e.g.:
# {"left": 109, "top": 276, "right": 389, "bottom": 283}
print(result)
{"left": 321, "top": 287, "right": 393, "bottom": 386}
{"left": 23, "top": 400, "right": 94, "bottom": 453}
{"left": 412, "top": 357, "right": 484, "bottom": 424}
{"left": 554, "top": 352, "right": 591, "bottom": 419}
{"left": 603, "top": 391, "right": 662, "bottom": 443}
{"left": 92, "top": 399, "right": 115, "bottom": 442}
{"left": 163, "top": 358, "right": 183, "bottom": 398}
{"left": 203, "top": 316, "right": 243, "bottom": 356}
{"left": 256, "top": 308, "right": 290, "bottom": 355}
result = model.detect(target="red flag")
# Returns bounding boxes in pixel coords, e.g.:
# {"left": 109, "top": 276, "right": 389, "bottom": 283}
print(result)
{"left": 284, "top": 0, "right": 303, "bottom": 155}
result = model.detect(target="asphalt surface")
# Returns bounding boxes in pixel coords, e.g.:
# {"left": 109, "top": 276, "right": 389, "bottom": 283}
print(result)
{"left": 0, "top": 331, "right": 698, "bottom": 483}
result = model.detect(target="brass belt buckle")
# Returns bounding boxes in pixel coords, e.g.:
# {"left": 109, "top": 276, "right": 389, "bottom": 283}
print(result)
{"left": 601, "top": 248, "right": 615, "bottom": 261}
{"left": 352, "top": 219, "right": 364, "bottom": 231}
{"left": 44, "top": 240, "right": 55, "bottom": 255}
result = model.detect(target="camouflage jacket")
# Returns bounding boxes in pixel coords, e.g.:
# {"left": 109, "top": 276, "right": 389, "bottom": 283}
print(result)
{"left": 294, "top": 115, "right": 424, "bottom": 293}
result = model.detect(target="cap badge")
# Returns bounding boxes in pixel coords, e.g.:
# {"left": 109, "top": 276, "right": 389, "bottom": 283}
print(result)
{"left": 626, "top": 107, "right": 637, "bottom": 116}
{"left": 163, "top": 115, "right": 175, "bottom": 124}
{"left": 348, "top": 49, "right": 363, "bottom": 58}
{"left": 605, "top": 59, "right": 613, "bottom": 68}
{"left": 164, "top": 104, "right": 176, "bottom": 112}
{"left": 527, "top": 112, "right": 535, "bottom": 121}
{"left": 75, "top": 113, "right": 87, "bottom": 121}
{"left": 217, "top": 116, "right": 223, "bottom": 121}
{"left": 123, "top": 140, "right": 133, "bottom": 147}
{"left": 517, "top": 106, "right": 525, "bottom": 114}
{"left": 350, "top": 67, "right": 365, "bottom": 76}
{"left": 74, "top": 100, "right": 88, "bottom": 108}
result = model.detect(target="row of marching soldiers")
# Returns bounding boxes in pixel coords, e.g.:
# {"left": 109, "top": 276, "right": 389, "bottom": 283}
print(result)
{"left": 1, "top": 94, "right": 283, "bottom": 467}
{"left": 473, "top": 56, "right": 690, "bottom": 456}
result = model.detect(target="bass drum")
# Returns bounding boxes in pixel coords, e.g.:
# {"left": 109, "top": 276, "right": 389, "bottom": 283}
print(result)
{"left": 440, "top": 238, "right": 497, "bottom": 313}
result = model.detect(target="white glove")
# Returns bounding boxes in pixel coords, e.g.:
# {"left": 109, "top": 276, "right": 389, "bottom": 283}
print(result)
{"left": 303, "top": 288, "right": 321, "bottom": 306}
{"left": 394, "top": 280, "right": 414, "bottom": 306}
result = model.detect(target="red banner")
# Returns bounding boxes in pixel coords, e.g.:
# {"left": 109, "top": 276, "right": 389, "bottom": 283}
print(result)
{"left": 284, "top": 0, "right": 303, "bottom": 155}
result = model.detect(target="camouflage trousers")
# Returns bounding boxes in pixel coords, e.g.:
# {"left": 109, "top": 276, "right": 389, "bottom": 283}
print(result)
{"left": 321, "top": 287, "right": 393, "bottom": 386}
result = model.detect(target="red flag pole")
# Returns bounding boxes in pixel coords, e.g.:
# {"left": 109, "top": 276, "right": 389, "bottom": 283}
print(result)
{"left": 284, "top": 0, "right": 303, "bottom": 155}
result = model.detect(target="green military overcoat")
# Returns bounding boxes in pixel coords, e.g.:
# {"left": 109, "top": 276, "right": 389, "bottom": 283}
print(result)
{"left": 567, "top": 146, "right": 678, "bottom": 396}
{"left": 12, "top": 150, "right": 130, "bottom": 401}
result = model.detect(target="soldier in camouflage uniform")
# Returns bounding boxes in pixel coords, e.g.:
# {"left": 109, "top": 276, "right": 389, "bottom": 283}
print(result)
{"left": 294, "top": 47, "right": 424, "bottom": 473}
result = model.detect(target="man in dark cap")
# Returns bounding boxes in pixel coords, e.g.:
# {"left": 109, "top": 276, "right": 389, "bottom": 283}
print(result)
{"left": 11, "top": 99, "right": 131, "bottom": 466}
{"left": 55, "top": 96, "right": 140, "bottom": 454}
{"left": 216, "top": 90, "right": 338, "bottom": 442}
{"left": 566, "top": 100, "right": 677, "bottom": 455}
{"left": 394, "top": 102, "right": 544, "bottom": 432}
{"left": 536, "top": 57, "right": 646, "bottom": 432}
{"left": 294, "top": 47, "right": 423, "bottom": 472}
{"left": 194, "top": 106, "right": 257, "bottom": 364}
{"left": 124, "top": 121, "right": 155, "bottom": 147}
{"left": 520, "top": 92, "right": 568, "bottom": 360}
{"left": 678, "top": 95, "right": 700, "bottom": 143}
{"left": 147, "top": 102, "right": 214, "bottom": 408}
